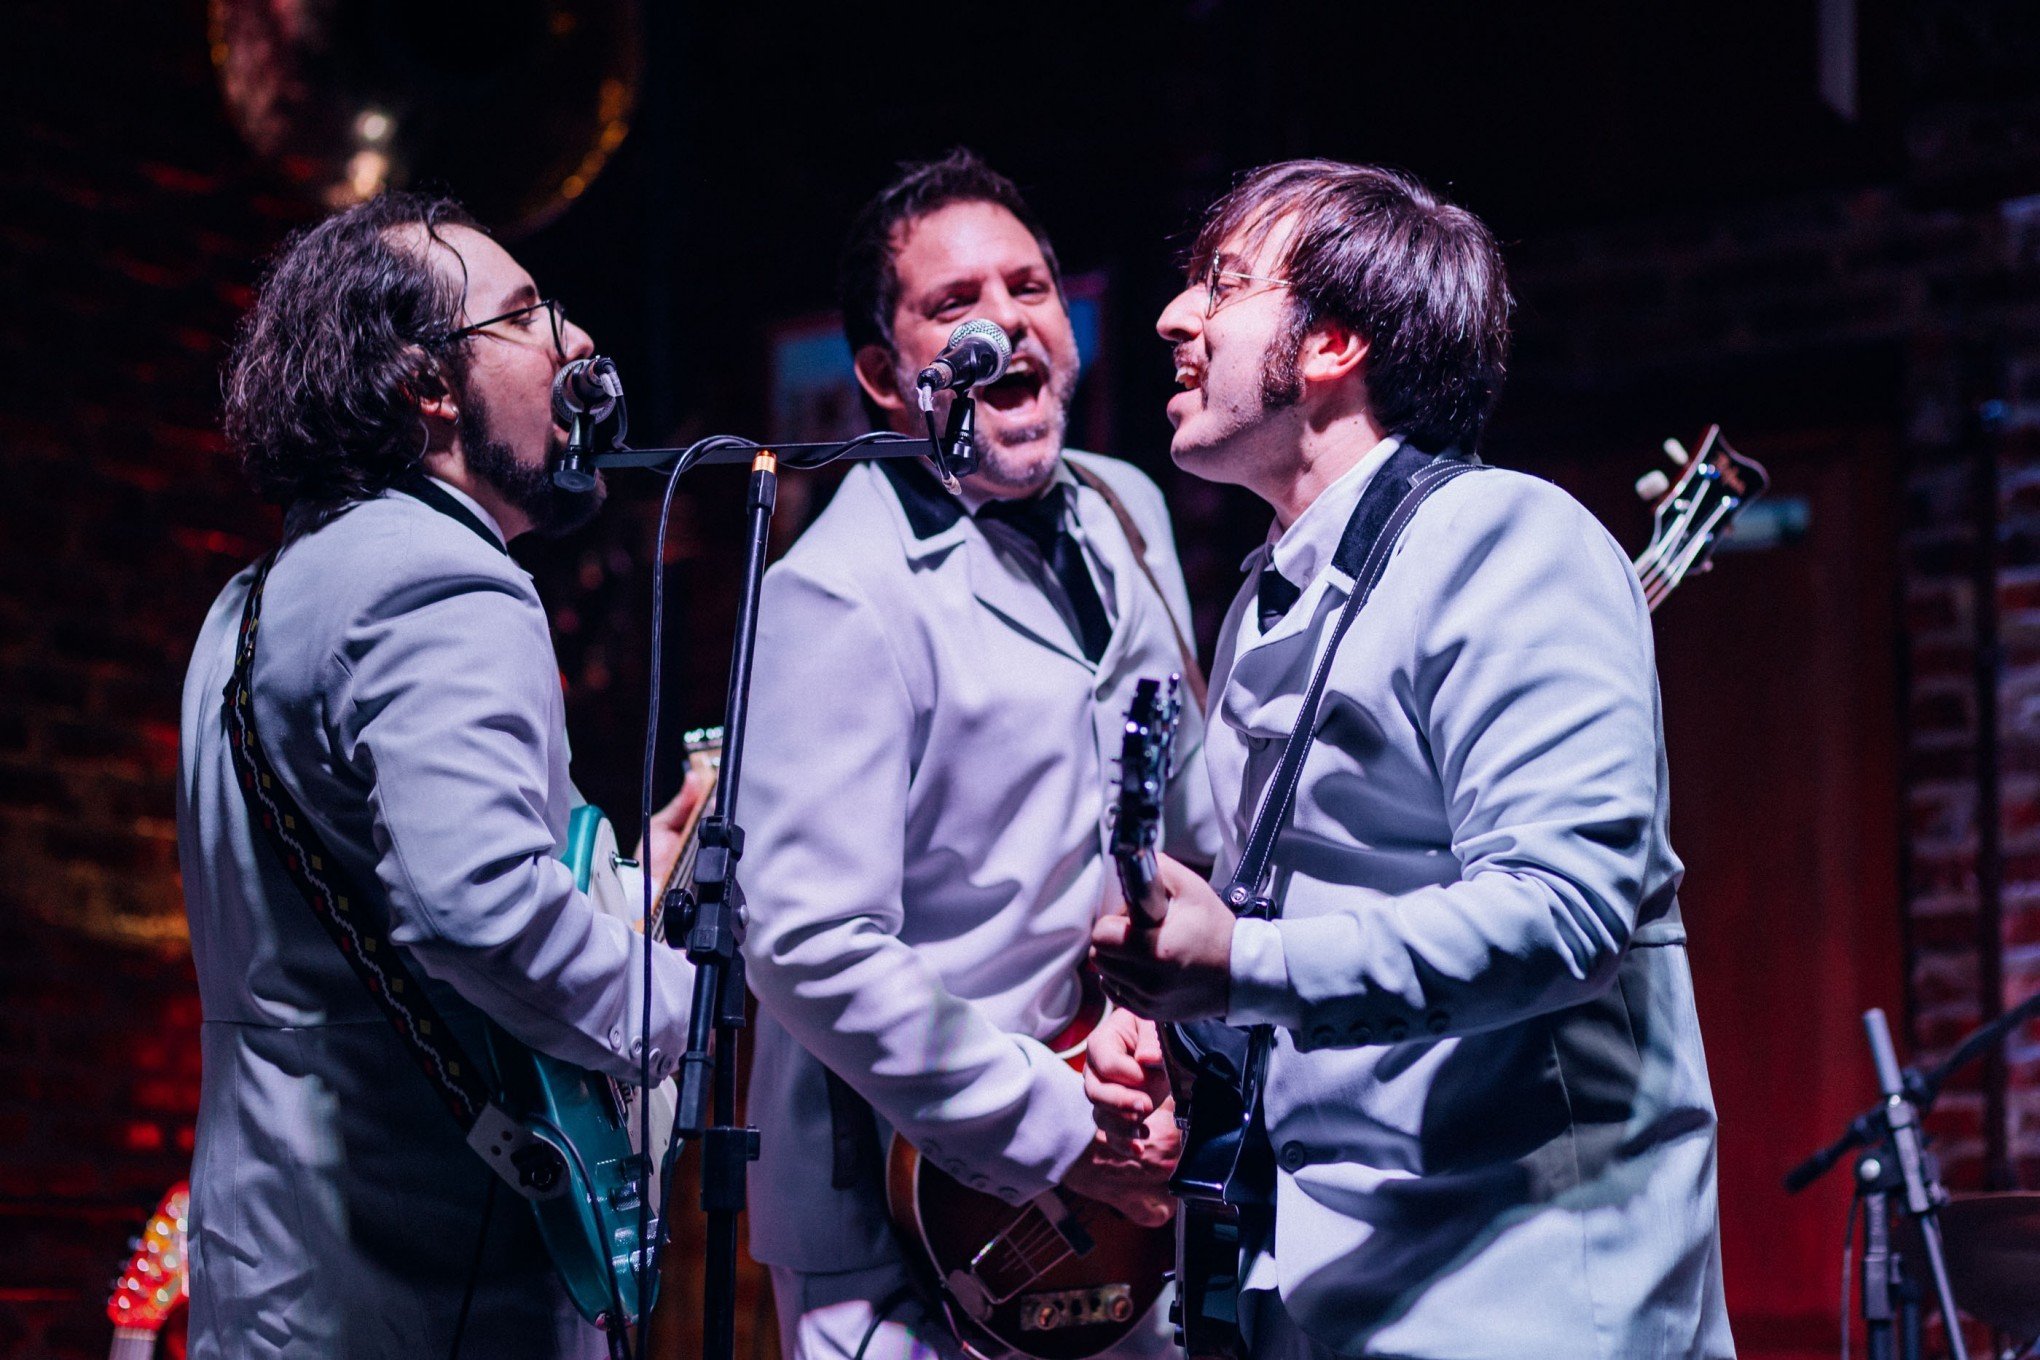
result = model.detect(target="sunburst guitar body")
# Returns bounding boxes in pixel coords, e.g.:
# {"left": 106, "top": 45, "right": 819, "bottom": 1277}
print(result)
{"left": 884, "top": 982, "right": 1173, "bottom": 1360}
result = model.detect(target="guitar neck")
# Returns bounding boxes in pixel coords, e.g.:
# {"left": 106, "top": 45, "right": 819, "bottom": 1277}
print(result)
{"left": 647, "top": 750, "right": 721, "bottom": 943}
{"left": 109, "top": 1329, "right": 158, "bottom": 1360}
{"left": 1115, "top": 848, "right": 1163, "bottom": 928}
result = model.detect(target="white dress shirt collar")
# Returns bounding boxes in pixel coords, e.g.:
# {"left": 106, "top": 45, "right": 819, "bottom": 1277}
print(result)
{"left": 1245, "top": 434, "right": 1403, "bottom": 590}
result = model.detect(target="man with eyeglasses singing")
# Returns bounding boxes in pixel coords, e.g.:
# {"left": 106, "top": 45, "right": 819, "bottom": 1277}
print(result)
{"left": 1084, "top": 161, "right": 1734, "bottom": 1359}
{"left": 176, "top": 193, "right": 702, "bottom": 1358}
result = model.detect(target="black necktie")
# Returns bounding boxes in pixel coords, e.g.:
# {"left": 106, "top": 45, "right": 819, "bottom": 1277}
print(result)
{"left": 1257, "top": 564, "right": 1301, "bottom": 632}
{"left": 978, "top": 486, "right": 1113, "bottom": 663}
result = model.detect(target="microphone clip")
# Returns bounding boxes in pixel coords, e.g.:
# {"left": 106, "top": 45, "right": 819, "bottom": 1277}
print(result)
{"left": 917, "top": 385, "right": 980, "bottom": 494}
{"left": 553, "top": 357, "right": 628, "bottom": 493}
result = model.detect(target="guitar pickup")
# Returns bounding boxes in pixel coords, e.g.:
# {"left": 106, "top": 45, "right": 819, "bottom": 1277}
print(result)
{"left": 607, "top": 1156, "right": 651, "bottom": 1214}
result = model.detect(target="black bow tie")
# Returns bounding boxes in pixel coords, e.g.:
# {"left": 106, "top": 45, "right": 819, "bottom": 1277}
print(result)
{"left": 1257, "top": 564, "right": 1301, "bottom": 632}
{"left": 977, "top": 486, "right": 1113, "bottom": 663}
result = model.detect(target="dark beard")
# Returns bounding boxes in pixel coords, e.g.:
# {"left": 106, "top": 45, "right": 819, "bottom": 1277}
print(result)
{"left": 457, "top": 387, "right": 605, "bottom": 539}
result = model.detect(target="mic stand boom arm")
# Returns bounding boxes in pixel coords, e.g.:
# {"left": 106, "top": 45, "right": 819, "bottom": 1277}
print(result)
{"left": 1784, "top": 1008, "right": 1971, "bottom": 1360}
{"left": 593, "top": 432, "right": 977, "bottom": 478}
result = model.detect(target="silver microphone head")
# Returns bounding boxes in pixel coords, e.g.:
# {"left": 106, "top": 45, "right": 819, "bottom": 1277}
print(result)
{"left": 947, "top": 318, "right": 1013, "bottom": 385}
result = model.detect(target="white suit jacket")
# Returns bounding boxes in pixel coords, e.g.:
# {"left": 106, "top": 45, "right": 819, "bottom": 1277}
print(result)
{"left": 176, "top": 485, "right": 697, "bottom": 1358}
{"left": 1210, "top": 449, "right": 1734, "bottom": 1359}
{"left": 740, "top": 452, "right": 1221, "bottom": 1271}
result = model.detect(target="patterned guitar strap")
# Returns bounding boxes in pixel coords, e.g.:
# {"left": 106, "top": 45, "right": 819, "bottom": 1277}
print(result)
{"left": 221, "top": 547, "right": 566, "bottom": 1200}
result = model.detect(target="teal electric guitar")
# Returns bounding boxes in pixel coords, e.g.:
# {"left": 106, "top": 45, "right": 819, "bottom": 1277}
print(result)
{"left": 485, "top": 731, "right": 720, "bottom": 1331}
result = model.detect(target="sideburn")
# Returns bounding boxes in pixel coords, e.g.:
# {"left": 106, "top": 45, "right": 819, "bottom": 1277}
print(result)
{"left": 1259, "top": 302, "right": 1313, "bottom": 409}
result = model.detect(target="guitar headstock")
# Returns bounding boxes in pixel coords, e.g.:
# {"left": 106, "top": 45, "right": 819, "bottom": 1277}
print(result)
{"left": 1111, "top": 676, "right": 1182, "bottom": 918}
{"left": 1632, "top": 425, "right": 1768, "bottom": 612}
{"left": 108, "top": 1181, "right": 188, "bottom": 1336}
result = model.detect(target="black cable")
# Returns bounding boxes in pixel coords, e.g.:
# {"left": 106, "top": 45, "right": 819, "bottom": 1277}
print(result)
{"left": 851, "top": 1285, "right": 918, "bottom": 1360}
{"left": 447, "top": 1177, "right": 499, "bottom": 1360}
{"left": 1841, "top": 1189, "right": 1860, "bottom": 1360}
{"left": 530, "top": 1115, "right": 635, "bottom": 1358}
{"left": 634, "top": 435, "right": 749, "bottom": 1331}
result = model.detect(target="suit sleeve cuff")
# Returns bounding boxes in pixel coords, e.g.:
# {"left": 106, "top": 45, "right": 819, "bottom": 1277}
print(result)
{"left": 1225, "top": 916, "right": 1302, "bottom": 1029}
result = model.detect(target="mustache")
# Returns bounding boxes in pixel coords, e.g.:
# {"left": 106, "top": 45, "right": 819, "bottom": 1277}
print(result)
{"left": 1172, "top": 343, "right": 1202, "bottom": 375}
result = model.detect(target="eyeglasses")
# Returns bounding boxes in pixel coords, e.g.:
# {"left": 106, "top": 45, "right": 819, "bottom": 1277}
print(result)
{"left": 1202, "top": 263, "right": 1291, "bottom": 317}
{"left": 441, "top": 297, "right": 569, "bottom": 359}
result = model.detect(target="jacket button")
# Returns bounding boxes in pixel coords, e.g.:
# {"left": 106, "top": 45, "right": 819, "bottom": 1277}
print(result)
{"left": 1350, "top": 1022, "right": 1373, "bottom": 1043}
{"left": 1385, "top": 1019, "right": 1410, "bottom": 1042}
{"left": 1309, "top": 1024, "right": 1335, "bottom": 1047}
{"left": 969, "top": 1174, "right": 990, "bottom": 1191}
{"left": 1278, "top": 1141, "right": 1308, "bottom": 1172}
{"left": 1425, "top": 1010, "right": 1450, "bottom": 1035}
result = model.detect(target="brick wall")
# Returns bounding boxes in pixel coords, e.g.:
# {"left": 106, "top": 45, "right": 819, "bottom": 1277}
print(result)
{"left": 0, "top": 1, "right": 292, "bottom": 1353}
{"left": 1501, "top": 106, "right": 2040, "bottom": 1207}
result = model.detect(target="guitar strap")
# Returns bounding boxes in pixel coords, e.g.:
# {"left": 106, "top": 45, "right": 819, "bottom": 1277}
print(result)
{"left": 1065, "top": 461, "right": 1209, "bottom": 712}
{"left": 1222, "top": 445, "right": 1483, "bottom": 916}
{"left": 1173, "top": 446, "right": 1484, "bottom": 1081}
{"left": 221, "top": 490, "right": 561, "bottom": 1197}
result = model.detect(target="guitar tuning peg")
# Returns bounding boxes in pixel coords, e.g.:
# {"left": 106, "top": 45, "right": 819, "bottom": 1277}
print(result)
{"left": 1635, "top": 469, "right": 1672, "bottom": 502}
{"left": 1663, "top": 437, "right": 1690, "bottom": 466}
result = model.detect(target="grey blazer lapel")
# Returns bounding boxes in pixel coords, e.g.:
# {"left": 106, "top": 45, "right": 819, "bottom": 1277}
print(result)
{"left": 877, "top": 457, "right": 1094, "bottom": 668}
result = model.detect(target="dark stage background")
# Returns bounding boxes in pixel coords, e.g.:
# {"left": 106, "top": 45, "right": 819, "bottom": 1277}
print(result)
{"left": 6, "top": 1, "right": 2040, "bottom": 1356}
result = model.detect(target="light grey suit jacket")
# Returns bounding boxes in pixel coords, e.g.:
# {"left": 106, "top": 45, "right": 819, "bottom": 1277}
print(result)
{"left": 1210, "top": 457, "right": 1734, "bottom": 1358}
{"left": 740, "top": 452, "right": 1221, "bottom": 1272}
{"left": 176, "top": 486, "right": 696, "bottom": 1358}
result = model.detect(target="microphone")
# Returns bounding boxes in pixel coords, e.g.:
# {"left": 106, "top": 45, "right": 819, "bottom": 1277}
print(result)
{"left": 552, "top": 357, "right": 623, "bottom": 493}
{"left": 915, "top": 319, "right": 1011, "bottom": 392}
{"left": 552, "top": 356, "right": 622, "bottom": 426}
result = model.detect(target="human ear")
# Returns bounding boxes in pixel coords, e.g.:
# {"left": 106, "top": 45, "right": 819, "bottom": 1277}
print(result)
{"left": 1300, "top": 319, "right": 1368, "bottom": 387}
{"left": 853, "top": 343, "right": 908, "bottom": 414}
{"left": 404, "top": 347, "right": 458, "bottom": 423}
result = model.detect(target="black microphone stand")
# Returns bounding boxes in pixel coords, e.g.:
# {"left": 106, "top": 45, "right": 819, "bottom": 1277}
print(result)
{"left": 1779, "top": 997, "right": 2040, "bottom": 1360}
{"left": 588, "top": 407, "right": 980, "bottom": 1360}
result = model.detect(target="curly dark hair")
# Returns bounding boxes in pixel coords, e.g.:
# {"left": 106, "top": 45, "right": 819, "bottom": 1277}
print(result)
{"left": 223, "top": 192, "right": 480, "bottom": 507}
{"left": 1189, "top": 160, "right": 1513, "bottom": 453}
{"left": 838, "top": 147, "right": 1064, "bottom": 360}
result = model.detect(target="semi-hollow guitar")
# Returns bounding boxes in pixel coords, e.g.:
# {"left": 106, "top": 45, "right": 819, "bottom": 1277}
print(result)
{"left": 883, "top": 976, "right": 1173, "bottom": 1357}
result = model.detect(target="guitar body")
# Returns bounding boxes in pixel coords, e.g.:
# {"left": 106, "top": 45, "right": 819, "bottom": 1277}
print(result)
{"left": 1157, "top": 1026, "right": 1272, "bottom": 1360}
{"left": 887, "top": 1143, "right": 1173, "bottom": 1360}
{"left": 884, "top": 983, "right": 1173, "bottom": 1360}
{"left": 485, "top": 804, "right": 668, "bottom": 1328}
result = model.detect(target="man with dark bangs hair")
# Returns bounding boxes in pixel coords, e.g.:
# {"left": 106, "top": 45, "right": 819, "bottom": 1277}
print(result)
{"left": 737, "top": 149, "right": 1220, "bottom": 1360}
{"left": 178, "top": 193, "right": 702, "bottom": 1358}
{"left": 1085, "top": 161, "right": 1734, "bottom": 1359}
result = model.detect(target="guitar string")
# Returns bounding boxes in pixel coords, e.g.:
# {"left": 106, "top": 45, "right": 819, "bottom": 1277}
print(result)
{"left": 978, "top": 1208, "right": 1080, "bottom": 1290}
{"left": 976, "top": 1208, "right": 1067, "bottom": 1284}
